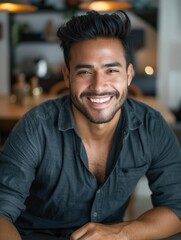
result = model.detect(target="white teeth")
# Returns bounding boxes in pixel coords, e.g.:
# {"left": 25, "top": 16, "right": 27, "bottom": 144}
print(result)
{"left": 90, "top": 96, "right": 111, "bottom": 103}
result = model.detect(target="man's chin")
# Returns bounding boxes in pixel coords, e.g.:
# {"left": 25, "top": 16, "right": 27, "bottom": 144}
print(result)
{"left": 84, "top": 112, "right": 117, "bottom": 124}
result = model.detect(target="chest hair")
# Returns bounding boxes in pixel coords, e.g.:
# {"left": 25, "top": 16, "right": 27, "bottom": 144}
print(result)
{"left": 84, "top": 144, "right": 110, "bottom": 185}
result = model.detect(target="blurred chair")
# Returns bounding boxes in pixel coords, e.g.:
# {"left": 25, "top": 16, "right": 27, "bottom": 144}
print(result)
{"left": 48, "top": 81, "right": 69, "bottom": 96}
{"left": 128, "top": 84, "right": 143, "bottom": 97}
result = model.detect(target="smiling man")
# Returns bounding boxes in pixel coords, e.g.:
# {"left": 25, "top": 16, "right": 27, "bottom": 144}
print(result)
{"left": 0, "top": 11, "right": 181, "bottom": 240}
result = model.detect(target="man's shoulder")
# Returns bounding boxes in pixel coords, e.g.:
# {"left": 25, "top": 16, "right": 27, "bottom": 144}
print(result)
{"left": 26, "top": 96, "right": 69, "bottom": 121}
{"left": 126, "top": 97, "right": 160, "bottom": 117}
{"left": 124, "top": 98, "right": 162, "bottom": 130}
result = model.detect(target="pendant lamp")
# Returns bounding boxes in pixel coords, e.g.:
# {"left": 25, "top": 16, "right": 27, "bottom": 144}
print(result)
{"left": 79, "top": 1, "right": 132, "bottom": 12}
{"left": 0, "top": 1, "right": 38, "bottom": 13}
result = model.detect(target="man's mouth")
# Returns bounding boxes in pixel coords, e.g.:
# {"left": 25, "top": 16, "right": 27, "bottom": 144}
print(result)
{"left": 89, "top": 96, "right": 111, "bottom": 103}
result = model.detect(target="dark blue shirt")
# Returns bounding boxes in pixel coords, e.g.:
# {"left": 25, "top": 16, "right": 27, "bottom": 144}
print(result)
{"left": 0, "top": 96, "right": 181, "bottom": 237}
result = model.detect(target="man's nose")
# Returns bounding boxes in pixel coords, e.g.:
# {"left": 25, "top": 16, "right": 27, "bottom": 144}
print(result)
{"left": 90, "top": 72, "right": 106, "bottom": 91}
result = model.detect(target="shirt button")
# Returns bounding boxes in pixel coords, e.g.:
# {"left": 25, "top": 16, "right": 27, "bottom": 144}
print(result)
{"left": 92, "top": 212, "right": 98, "bottom": 217}
{"left": 97, "top": 189, "right": 101, "bottom": 194}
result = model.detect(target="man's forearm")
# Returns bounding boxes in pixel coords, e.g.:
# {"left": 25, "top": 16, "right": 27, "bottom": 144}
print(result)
{"left": 121, "top": 207, "right": 181, "bottom": 240}
{"left": 0, "top": 216, "right": 21, "bottom": 240}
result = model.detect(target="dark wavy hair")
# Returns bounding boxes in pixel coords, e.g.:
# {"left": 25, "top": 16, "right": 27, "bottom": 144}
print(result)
{"left": 57, "top": 10, "right": 132, "bottom": 69}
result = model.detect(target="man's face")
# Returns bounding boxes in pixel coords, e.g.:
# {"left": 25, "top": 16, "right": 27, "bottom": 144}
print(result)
{"left": 63, "top": 38, "right": 133, "bottom": 124}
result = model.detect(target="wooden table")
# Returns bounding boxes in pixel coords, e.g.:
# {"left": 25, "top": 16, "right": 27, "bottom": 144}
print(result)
{"left": 0, "top": 95, "right": 176, "bottom": 125}
{"left": 0, "top": 94, "right": 57, "bottom": 145}
{"left": 0, "top": 94, "right": 57, "bottom": 120}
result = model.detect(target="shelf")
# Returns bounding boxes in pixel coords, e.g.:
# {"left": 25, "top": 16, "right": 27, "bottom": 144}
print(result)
{"left": 17, "top": 41, "right": 58, "bottom": 44}
{"left": 18, "top": 32, "right": 58, "bottom": 44}
{"left": 133, "top": 8, "right": 158, "bottom": 29}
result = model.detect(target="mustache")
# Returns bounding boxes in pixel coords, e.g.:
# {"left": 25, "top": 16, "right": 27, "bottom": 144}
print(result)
{"left": 80, "top": 91, "right": 120, "bottom": 98}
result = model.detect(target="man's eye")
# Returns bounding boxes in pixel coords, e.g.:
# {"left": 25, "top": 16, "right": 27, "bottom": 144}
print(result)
{"left": 108, "top": 69, "right": 119, "bottom": 74}
{"left": 78, "top": 70, "right": 92, "bottom": 75}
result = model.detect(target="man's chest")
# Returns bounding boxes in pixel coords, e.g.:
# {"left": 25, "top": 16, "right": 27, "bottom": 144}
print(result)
{"left": 84, "top": 144, "right": 110, "bottom": 185}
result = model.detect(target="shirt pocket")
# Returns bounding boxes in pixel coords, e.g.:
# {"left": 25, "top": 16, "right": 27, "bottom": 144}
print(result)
{"left": 114, "top": 163, "right": 148, "bottom": 201}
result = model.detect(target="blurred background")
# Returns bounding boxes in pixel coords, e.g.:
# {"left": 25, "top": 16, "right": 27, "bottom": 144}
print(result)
{"left": 0, "top": 0, "right": 180, "bottom": 111}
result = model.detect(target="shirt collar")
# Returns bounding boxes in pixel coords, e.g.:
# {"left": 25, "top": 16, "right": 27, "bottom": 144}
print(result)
{"left": 123, "top": 98, "right": 143, "bottom": 130}
{"left": 58, "top": 96, "right": 76, "bottom": 131}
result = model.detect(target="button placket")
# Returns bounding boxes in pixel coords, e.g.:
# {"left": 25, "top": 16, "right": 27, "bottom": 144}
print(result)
{"left": 90, "top": 188, "right": 103, "bottom": 221}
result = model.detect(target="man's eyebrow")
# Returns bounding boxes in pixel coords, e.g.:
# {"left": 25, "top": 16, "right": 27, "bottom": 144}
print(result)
{"left": 103, "top": 62, "right": 122, "bottom": 68}
{"left": 75, "top": 62, "right": 122, "bottom": 69}
{"left": 75, "top": 64, "right": 94, "bottom": 69}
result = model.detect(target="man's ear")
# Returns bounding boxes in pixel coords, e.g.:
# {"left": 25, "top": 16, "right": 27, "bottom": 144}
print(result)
{"left": 62, "top": 65, "right": 70, "bottom": 88}
{"left": 127, "top": 63, "right": 134, "bottom": 86}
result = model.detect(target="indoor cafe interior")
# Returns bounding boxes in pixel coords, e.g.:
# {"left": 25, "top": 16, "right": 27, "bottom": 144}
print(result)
{"left": 0, "top": 0, "right": 181, "bottom": 221}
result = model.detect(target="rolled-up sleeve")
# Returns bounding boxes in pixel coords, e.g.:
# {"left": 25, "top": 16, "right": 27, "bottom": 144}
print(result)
{"left": 146, "top": 113, "right": 181, "bottom": 219}
{"left": 0, "top": 114, "right": 40, "bottom": 222}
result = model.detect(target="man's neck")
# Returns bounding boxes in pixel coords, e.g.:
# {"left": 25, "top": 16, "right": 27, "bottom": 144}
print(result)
{"left": 73, "top": 107, "right": 121, "bottom": 144}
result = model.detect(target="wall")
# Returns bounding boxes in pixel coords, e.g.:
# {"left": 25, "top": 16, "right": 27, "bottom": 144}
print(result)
{"left": 0, "top": 12, "right": 10, "bottom": 94}
{"left": 157, "top": 0, "right": 181, "bottom": 110}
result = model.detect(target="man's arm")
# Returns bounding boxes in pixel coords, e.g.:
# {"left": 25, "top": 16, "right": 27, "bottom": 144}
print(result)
{"left": 122, "top": 207, "right": 181, "bottom": 240}
{"left": 70, "top": 207, "right": 181, "bottom": 240}
{"left": 0, "top": 216, "right": 21, "bottom": 240}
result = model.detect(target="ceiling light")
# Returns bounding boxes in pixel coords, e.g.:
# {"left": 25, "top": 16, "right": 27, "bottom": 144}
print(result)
{"left": 79, "top": 1, "right": 132, "bottom": 12}
{"left": 0, "top": 1, "right": 38, "bottom": 13}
